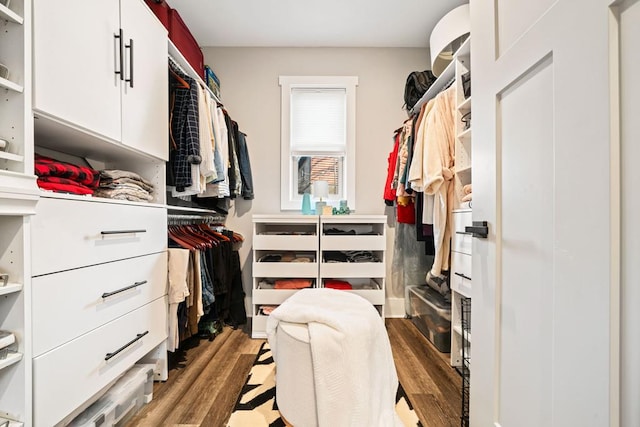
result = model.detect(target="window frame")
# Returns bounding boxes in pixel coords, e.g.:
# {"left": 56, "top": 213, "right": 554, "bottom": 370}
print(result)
{"left": 279, "top": 75, "right": 358, "bottom": 211}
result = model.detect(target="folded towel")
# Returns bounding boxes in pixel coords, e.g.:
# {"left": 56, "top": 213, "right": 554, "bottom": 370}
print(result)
{"left": 463, "top": 184, "right": 472, "bottom": 195}
{"left": 461, "top": 193, "right": 472, "bottom": 202}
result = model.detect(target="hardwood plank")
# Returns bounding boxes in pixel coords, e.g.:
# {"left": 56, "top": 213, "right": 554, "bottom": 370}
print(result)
{"left": 409, "top": 393, "right": 460, "bottom": 427}
{"left": 168, "top": 331, "right": 248, "bottom": 424}
{"left": 127, "top": 329, "right": 236, "bottom": 425}
{"left": 200, "top": 353, "right": 257, "bottom": 426}
{"left": 126, "top": 319, "right": 461, "bottom": 427}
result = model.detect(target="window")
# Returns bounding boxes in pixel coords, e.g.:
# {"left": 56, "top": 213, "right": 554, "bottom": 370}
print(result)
{"left": 280, "top": 76, "right": 358, "bottom": 211}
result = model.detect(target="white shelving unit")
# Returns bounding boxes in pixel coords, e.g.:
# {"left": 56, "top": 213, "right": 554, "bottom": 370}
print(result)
{"left": 0, "top": 1, "right": 36, "bottom": 425}
{"left": 319, "top": 215, "right": 387, "bottom": 314}
{"left": 251, "top": 215, "right": 319, "bottom": 338}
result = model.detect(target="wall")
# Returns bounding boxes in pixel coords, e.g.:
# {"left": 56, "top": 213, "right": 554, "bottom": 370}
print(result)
{"left": 202, "top": 47, "right": 429, "bottom": 316}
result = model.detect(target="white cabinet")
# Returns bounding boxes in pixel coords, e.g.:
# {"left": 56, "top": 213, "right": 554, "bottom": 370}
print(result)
{"left": 251, "top": 215, "right": 319, "bottom": 338}
{"left": 319, "top": 215, "right": 387, "bottom": 309}
{"left": 32, "top": 0, "right": 168, "bottom": 161}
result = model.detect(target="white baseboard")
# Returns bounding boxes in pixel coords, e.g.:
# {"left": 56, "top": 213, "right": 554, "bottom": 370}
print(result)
{"left": 385, "top": 297, "right": 406, "bottom": 318}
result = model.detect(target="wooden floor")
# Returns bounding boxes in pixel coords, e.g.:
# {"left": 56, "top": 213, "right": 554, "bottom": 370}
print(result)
{"left": 127, "top": 319, "right": 461, "bottom": 427}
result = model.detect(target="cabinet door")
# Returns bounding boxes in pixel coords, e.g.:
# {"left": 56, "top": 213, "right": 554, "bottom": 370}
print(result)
{"left": 120, "top": 0, "right": 169, "bottom": 160}
{"left": 32, "top": 0, "right": 121, "bottom": 142}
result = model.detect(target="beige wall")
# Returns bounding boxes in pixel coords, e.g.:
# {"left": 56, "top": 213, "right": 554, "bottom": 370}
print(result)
{"left": 202, "top": 47, "right": 429, "bottom": 315}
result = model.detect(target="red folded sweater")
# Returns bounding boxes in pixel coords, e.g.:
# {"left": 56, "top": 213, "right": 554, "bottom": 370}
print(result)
{"left": 324, "top": 280, "right": 353, "bottom": 290}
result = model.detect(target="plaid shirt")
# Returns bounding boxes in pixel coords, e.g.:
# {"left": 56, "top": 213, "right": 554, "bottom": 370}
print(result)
{"left": 169, "top": 70, "right": 201, "bottom": 192}
{"left": 35, "top": 154, "right": 100, "bottom": 188}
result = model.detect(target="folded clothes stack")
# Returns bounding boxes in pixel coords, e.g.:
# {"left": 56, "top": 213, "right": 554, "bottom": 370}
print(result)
{"left": 94, "top": 170, "right": 155, "bottom": 202}
{"left": 324, "top": 250, "right": 380, "bottom": 263}
{"left": 274, "top": 279, "right": 313, "bottom": 290}
{"left": 324, "top": 279, "right": 353, "bottom": 290}
{"left": 35, "top": 154, "right": 100, "bottom": 195}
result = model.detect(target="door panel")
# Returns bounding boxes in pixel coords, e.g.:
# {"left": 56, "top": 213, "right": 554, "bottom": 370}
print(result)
{"left": 496, "top": 0, "right": 556, "bottom": 55}
{"left": 619, "top": 1, "right": 640, "bottom": 425}
{"left": 471, "top": 1, "right": 613, "bottom": 426}
{"left": 498, "top": 58, "right": 553, "bottom": 427}
{"left": 120, "top": 0, "right": 169, "bottom": 160}
{"left": 32, "top": 0, "right": 121, "bottom": 141}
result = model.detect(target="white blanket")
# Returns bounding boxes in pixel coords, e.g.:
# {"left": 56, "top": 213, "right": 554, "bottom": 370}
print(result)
{"left": 266, "top": 288, "right": 401, "bottom": 427}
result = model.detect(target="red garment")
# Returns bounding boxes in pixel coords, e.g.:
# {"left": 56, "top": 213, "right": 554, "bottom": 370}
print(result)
{"left": 37, "top": 178, "right": 94, "bottom": 195}
{"left": 274, "top": 279, "right": 313, "bottom": 290}
{"left": 383, "top": 131, "right": 401, "bottom": 204}
{"left": 396, "top": 198, "right": 416, "bottom": 224}
{"left": 35, "top": 154, "right": 100, "bottom": 189}
{"left": 324, "top": 280, "right": 352, "bottom": 290}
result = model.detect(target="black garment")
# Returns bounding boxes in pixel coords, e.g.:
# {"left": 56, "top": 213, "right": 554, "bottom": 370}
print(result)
{"left": 223, "top": 112, "right": 239, "bottom": 198}
{"left": 168, "top": 66, "right": 201, "bottom": 191}
{"left": 227, "top": 251, "right": 247, "bottom": 327}
{"left": 236, "top": 131, "right": 255, "bottom": 200}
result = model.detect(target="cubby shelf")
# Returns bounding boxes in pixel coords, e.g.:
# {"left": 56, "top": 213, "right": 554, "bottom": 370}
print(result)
{"left": 0, "top": 3, "right": 23, "bottom": 24}
{"left": 0, "top": 76, "right": 23, "bottom": 93}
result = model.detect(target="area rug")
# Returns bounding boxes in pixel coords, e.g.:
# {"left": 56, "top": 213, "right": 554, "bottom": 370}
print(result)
{"left": 227, "top": 342, "right": 422, "bottom": 427}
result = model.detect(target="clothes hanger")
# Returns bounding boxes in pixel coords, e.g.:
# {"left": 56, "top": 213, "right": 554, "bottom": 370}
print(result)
{"left": 169, "top": 67, "right": 189, "bottom": 89}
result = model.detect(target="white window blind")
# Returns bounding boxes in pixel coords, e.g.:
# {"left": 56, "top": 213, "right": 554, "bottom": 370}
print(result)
{"left": 291, "top": 88, "right": 346, "bottom": 153}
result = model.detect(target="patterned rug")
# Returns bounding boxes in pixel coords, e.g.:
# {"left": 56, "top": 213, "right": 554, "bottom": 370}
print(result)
{"left": 227, "top": 343, "right": 422, "bottom": 427}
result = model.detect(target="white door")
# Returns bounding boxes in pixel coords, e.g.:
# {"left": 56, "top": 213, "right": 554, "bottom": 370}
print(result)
{"left": 32, "top": 0, "right": 121, "bottom": 142}
{"left": 470, "top": 0, "right": 625, "bottom": 426}
{"left": 120, "top": 0, "right": 169, "bottom": 161}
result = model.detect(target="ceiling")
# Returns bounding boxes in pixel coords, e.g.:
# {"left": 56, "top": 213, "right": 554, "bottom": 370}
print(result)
{"left": 169, "top": 0, "right": 469, "bottom": 48}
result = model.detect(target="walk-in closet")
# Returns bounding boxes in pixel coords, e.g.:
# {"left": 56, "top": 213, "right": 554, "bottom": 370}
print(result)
{"left": 0, "top": 0, "right": 635, "bottom": 426}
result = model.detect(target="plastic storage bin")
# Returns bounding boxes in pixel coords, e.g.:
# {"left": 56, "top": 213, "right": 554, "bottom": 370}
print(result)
{"left": 67, "top": 364, "right": 155, "bottom": 427}
{"left": 408, "top": 285, "right": 452, "bottom": 352}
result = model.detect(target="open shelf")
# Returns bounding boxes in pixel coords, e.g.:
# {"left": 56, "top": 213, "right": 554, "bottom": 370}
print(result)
{"left": 0, "top": 3, "right": 23, "bottom": 24}
{"left": 0, "top": 77, "right": 23, "bottom": 93}
{"left": 458, "top": 96, "right": 471, "bottom": 112}
{"left": 0, "top": 351, "right": 22, "bottom": 371}
{"left": 0, "top": 151, "right": 24, "bottom": 163}
{"left": 458, "top": 127, "right": 471, "bottom": 141}
{"left": 409, "top": 36, "right": 470, "bottom": 116}
{"left": 0, "top": 283, "right": 22, "bottom": 297}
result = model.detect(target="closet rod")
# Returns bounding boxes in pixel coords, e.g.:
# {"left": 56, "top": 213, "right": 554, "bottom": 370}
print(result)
{"left": 168, "top": 54, "right": 221, "bottom": 104}
{"left": 167, "top": 213, "right": 226, "bottom": 225}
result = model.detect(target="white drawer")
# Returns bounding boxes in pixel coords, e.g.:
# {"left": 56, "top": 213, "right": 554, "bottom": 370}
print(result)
{"left": 32, "top": 197, "right": 167, "bottom": 276}
{"left": 452, "top": 210, "right": 473, "bottom": 255}
{"left": 320, "top": 262, "right": 385, "bottom": 278}
{"left": 253, "top": 289, "right": 302, "bottom": 305}
{"left": 252, "top": 261, "right": 318, "bottom": 278}
{"left": 320, "top": 235, "right": 386, "bottom": 251}
{"left": 32, "top": 252, "right": 167, "bottom": 357}
{"left": 253, "top": 234, "right": 318, "bottom": 251}
{"left": 33, "top": 297, "right": 167, "bottom": 427}
{"left": 251, "top": 314, "right": 269, "bottom": 339}
{"left": 451, "top": 252, "right": 472, "bottom": 297}
{"left": 343, "top": 289, "right": 385, "bottom": 305}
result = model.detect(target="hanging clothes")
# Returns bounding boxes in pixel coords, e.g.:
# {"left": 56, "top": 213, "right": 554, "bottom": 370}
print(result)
{"left": 421, "top": 86, "right": 456, "bottom": 276}
{"left": 168, "top": 66, "right": 201, "bottom": 192}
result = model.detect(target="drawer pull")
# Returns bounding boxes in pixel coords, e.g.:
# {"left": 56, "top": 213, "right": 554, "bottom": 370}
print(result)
{"left": 100, "top": 229, "right": 147, "bottom": 236}
{"left": 465, "top": 221, "right": 489, "bottom": 238}
{"left": 105, "top": 331, "right": 149, "bottom": 361}
{"left": 454, "top": 272, "right": 472, "bottom": 281}
{"left": 456, "top": 231, "right": 473, "bottom": 235}
{"left": 101, "top": 280, "right": 147, "bottom": 299}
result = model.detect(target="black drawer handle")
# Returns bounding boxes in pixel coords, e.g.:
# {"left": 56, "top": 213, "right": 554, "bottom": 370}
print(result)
{"left": 105, "top": 331, "right": 149, "bottom": 361}
{"left": 456, "top": 231, "right": 473, "bottom": 235}
{"left": 101, "top": 229, "right": 146, "bottom": 235}
{"left": 465, "top": 221, "right": 489, "bottom": 238}
{"left": 455, "top": 272, "right": 472, "bottom": 281}
{"left": 102, "top": 280, "right": 147, "bottom": 299}
{"left": 125, "top": 38, "right": 134, "bottom": 88}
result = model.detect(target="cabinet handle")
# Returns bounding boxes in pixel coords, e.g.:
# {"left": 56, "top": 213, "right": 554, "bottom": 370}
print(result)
{"left": 454, "top": 272, "right": 472, "bottom": 281}
{"left": 101, "top": 280, "right": 147, "bottom": 299}
{"left": 125, "top": 38, "right": 134, "bottom": 88}
{"left": 465, "top": 221, "right": 489, "bottom": 238}
{"left": 456, "top": 231, "right": 473, "bottom": 235}
{"left": 100, "top": 229, "right": 146, "bottom": 235}
{"left": 105, "top": 331, "right": 149, "bottom": 361}
{"left": 114, "top": 29, "right": 124, "bottom": 81}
